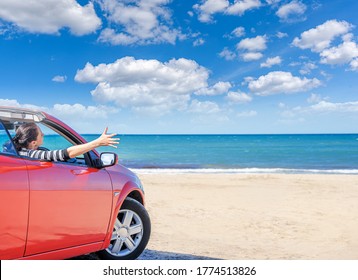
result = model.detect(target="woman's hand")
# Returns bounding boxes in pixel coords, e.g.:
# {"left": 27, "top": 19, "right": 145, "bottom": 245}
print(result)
{"left": 67, "top": 127, "right": 120, "bottom": 158}
{"left": 96, "top": 127, "right": 120, "bottom": 148}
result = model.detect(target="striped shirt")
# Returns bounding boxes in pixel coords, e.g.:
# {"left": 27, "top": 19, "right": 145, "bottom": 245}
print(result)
{"left": 19, "top": 148, "right": 70, "bottom": 162}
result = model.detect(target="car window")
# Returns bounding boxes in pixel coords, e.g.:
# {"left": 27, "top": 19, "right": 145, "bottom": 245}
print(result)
{"left": 0, "top": 121, "right": 17, "bottom": 156}
{"left": 37, "top": 123, "right": 87, "bottom": 165}
{"left": 38, "top": 123, "right": 74, "bottom": 151}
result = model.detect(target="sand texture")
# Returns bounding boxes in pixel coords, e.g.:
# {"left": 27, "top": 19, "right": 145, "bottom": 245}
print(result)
{"left": 138, "top": 173, "right": 358, "bottom": 260}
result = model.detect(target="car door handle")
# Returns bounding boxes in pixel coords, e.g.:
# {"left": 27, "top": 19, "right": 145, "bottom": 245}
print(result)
{"left": 71, "top": 169, "right": 90, "bottom": 176}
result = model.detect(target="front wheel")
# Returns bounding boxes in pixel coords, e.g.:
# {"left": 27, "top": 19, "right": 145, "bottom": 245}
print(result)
{"left": 96, "top": 197, "right": 151, "bottom": 260}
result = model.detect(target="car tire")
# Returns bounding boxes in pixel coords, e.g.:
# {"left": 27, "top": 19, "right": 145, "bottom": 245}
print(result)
{"left": 96, "top": 197, "right": 151, "bottom": 260}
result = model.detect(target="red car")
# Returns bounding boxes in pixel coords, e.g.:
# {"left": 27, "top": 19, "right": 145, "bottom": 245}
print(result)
{"left": 0, "top": 106, "right": 150, "bottom": 260}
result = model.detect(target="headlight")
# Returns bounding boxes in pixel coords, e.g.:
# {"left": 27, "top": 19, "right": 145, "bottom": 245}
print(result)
{"left": 136, "top": 177, "right": 144, "bottom": 192}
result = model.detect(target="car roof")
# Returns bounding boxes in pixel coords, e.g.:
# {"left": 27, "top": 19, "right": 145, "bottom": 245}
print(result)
{"left": 0, "top": 106, "right": 99, "bottom": 156}
{"left": 0, "top": 106, "right": 46, "bottom": 122}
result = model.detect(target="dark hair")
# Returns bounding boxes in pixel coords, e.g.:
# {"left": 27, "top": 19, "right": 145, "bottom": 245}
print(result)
{"left": 13, "top": 123, "right": 39, "bottom": 150}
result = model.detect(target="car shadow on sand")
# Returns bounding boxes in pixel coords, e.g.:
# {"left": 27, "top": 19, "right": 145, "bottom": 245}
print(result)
{"left": 70, "top": 249, "right": 221, "bottom": 260}
{"left": 139, "top": 249, "right": 221, "bottom": 260}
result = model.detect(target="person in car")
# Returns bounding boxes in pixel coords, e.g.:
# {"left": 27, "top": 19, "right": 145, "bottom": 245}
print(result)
{"left": 12, "top": 122, "right": 119, "bottom": 162}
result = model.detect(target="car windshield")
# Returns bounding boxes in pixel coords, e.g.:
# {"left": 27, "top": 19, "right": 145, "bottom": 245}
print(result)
{"left": 0, "top": 121, "right": 17, "bottom": 156}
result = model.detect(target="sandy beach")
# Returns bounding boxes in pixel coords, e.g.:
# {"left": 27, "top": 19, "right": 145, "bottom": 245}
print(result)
{"left": 137, "top": 173, "right": 358, "bottom": 260}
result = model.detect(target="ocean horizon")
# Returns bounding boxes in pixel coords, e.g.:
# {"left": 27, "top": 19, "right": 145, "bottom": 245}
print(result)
{"left": 10, "top": 133, "right": 356, "bottom": 174}
{"left": 76, "top": 133, "right": 358, "bottom": 175}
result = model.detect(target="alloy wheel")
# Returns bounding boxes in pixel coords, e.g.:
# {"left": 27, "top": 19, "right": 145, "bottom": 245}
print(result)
{"left": 106, "top": 209, "right": 144, "bottom": 257}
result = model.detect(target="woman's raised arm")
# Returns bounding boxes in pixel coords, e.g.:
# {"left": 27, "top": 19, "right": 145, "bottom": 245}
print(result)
{"left": 66, "top": 127, "right": 120, "bottom": 158}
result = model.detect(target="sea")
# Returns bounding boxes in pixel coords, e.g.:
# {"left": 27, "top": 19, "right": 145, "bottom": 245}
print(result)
{"left": 77, "top": 134, "right": 358, "bottom": 175}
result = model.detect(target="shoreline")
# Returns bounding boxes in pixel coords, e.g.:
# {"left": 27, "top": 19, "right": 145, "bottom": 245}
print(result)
{"left": 130, "top": 168, "right": 358, "bottom": 175}
{"left": 138, "top": 173, "right": 358, "bottom": 259}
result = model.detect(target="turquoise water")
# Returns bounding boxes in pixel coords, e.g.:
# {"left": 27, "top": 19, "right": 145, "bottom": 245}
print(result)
{"left": 4, "top": 133, "right": 358, "bottom": 173}
{"left": 0, "top": 124, "right": 358, "bottom": 174}
{"left": 83, "top": 134, "right": 358, "bottom": 173}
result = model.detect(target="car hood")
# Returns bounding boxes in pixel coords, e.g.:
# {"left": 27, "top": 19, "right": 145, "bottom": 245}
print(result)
{"left": 106, "top": 163, "right": 138, "bottom": 180}
{"left": 106, "top": 163, "right": 140, "bottom": 183}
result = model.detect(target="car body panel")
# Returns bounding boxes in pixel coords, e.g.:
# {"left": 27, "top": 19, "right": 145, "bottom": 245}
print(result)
{"left": 100, "top": 170, "right": 145, "bottom": 250}
{"left": 0, "top": 155, "right": 29, "bottom": 259}
{"left": 24, "top": 160, "right": 113, "bottom": 256}
{"left": 20, "top": 242, "right": 104, "bottom": 260}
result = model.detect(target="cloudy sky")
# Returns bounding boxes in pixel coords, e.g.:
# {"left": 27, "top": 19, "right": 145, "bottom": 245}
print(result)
{"left": 0, "top": 0, "right": 357, "bottom": 134}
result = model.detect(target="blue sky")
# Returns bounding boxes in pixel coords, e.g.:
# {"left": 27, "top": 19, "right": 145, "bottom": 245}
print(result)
{"left": 0, "top": 0, "right": 358, "bottom": 134}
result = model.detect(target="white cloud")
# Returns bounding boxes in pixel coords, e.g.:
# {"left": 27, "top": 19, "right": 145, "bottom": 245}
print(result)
{"left": 188, "top": 100, "right": 221, "bottom": 114}
{"left": 0, "top": 99, "right": 117, "bottom": 121}
{"left": 248, "top": 71, "right": 321, "bottom": 96}
{"left": 260, "top": 56, "right": 282, "bottom": 68}
{"left": 0, "top": 99, "right": 117, "bottom": 119}
{"left": 276, "top": 1, "right": 306, "bottom": 22}
{"left": 227, "top": 91, "right": 253, "bottom": 103}
{"left": 350, "top": 58, "right": 358, "bottom": 71}
{"left": 0, "top": 0, "right": 101, "bottom": 35}
{"left": 226, "top": 0, "right": 262, "bottom": 16}
{"left": 52, "top": 103, "right": 119, "bottom": 119}
{"left": 266, "top": 0, "right": 281, "bottom": 5}
{"left": 237, "top": 35, "right": 267, "bottom": 51}
{"left": 280, "top": 100, "right": 358, "bottom": 122}
{"left": 193, "top": 38, "right": 205, "bottom": 46}
{"left": 193, "top": 0, "right": 229, "bottom": 22}
{"left": 299, "top": 62, "right": 317, "bottom": 75}
{"left": 0, "top": 99, "right": 49, "bottom": 112}
{"left": 320, "top": 41, "right": 358, "bottom": 65}
{"left": 276, "top": 31, "right": 288, "bottom": 38}
{"left": 219, "top": 47, "right": 237, "bottom": 60}
{"left": 237, "top": 110, "right": 257, "bottom": 117}
{"left": 97, "top": 0, "right": 183, "bottom": 45}
{"left": 241, "top": 52, "right": 263, "bottom": 61}
{"left": 231, "top": 26, "right": 245, "bottom": 37}
{"left": 75, "top": 56, "right": 229, "bottom": 115}
{"left": 278, "top": 102, "right": 286, "bottom": 109}
{"left": 242, "top": 76, "right": 254, "bottom": 85}
{"left": 195, "top": 82, "right": 232, "bottom": 96}
{"left": 292, "top": 20, "right": 353, "bottom": 52}
{"left": 97, "top": 28, "right": 137, "bottom": 45}
{"left": 342, "top": 33, "right": 354, "bottom": 42}
{"left": 310, "top": 101, "right": 358, "bottom": 113}
{"left": 52, "top": 75, "right": 67, "bottom": 83}
{"left": 307, "top": 93, "right": 323, "bottom": 104}
{"left": 289, "top": 60, "right": 318, "bottom": 75}
{"left": 0, "top": 99, "right": 124, "bottom": 133}
{"left": 237, "top": 35, "right": 267, "bottom": 61}
{"left": 193, "top": 0, "right": 261, "bottom": 23}
{"left": 292, "top": 20, "right": 358, "bottom": 69}
{"left": 0, "top": 98, "right": 21, "bottom": 107}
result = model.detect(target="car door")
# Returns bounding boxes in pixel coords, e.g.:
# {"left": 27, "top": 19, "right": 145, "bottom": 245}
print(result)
{"left": 23, "top": 127, "right": 113, "bottom": 256}
{"left": 0, "top": 122, "right": 29, "bottom": 259}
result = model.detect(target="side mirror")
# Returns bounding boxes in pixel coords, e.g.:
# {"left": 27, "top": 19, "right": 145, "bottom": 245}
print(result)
{"left": 100, "top": 152, "right": 118, "bottom": 168}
